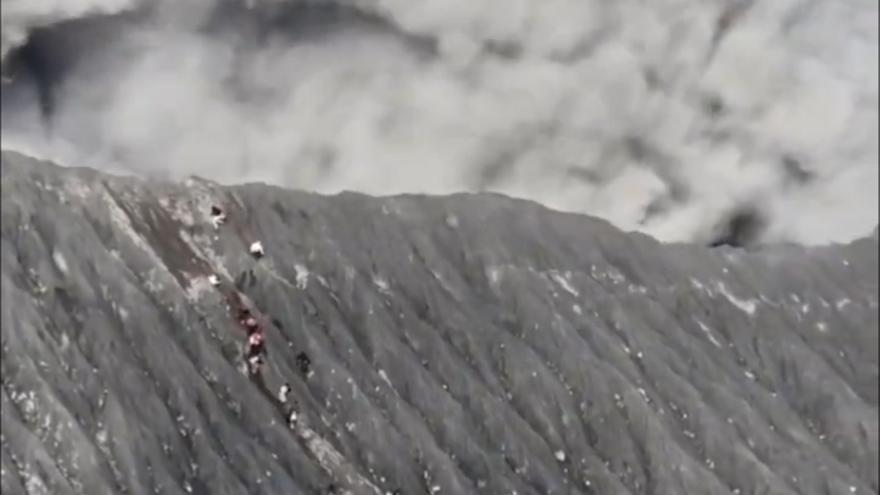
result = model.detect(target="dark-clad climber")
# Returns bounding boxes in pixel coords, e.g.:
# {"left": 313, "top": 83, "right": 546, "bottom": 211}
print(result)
{"left": 210, "top": 205, "right": 227, "bottom": 229}
{"left": 295, "top": 352, "right": 311, "bottom": 377}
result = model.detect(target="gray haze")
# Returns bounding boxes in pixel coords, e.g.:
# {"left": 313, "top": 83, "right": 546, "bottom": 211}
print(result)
{"left": 1, "top": 0, "right": 877, "bottom": 245}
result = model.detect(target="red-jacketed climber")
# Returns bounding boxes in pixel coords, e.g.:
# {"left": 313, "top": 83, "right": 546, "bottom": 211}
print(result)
{"left": 247, "top": 330, "right": 265, "bottom": 356}
{"left": 245, "top": 328, "right": 266, "bottom": 375}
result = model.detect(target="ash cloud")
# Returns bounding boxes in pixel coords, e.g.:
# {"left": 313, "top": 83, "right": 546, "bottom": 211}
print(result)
{"left": 1, "top": 0, "right": 877, "bottom": 246}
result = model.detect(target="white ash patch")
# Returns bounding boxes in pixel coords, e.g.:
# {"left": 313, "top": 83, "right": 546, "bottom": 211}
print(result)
{"left": 591, "top": 264, "right": 627, "bottom": 284}
{"left": 260, "top": 265, "right": 302, "bottom": 299}
{"left": 628, "top": 284, "right": 648, "bottom": 294}
{"left": 96, "top": 428, "right": 108, "bottom": 445}
{"left": 108, "top": 299, "right": 129, "bottom": 321}
{"left": 486, "top": 266, "right": 503, "bottom": 288}
{"left": 695, "top": 319, "right": 723, "bottom": 348}
{"left": 51, "top": 250, "right": 69, "bottom": 276}
{"left": 430, "top": 269, "right": 457, "bottom": 296}
{"left": 65, "top": 177, "right": 92, "bottom": 200}
{"left": 24, "top": 470, "right": 50, "bottom": 495}
{"left": 549, "top": 270, "right": 579, "bottom": 297}
{"left": 161, "top": 196, "right": 196, "bottom": 227}
{"left": 815, "top": 322, "right": 828, "bottom": 333}
{"left": 759, "top": 294, "right": 780, "bottom": 307}
{"left": 836, "top": 298, "right": 852, "bottom": 310}
{"left": 690, "top": 278, "right": 708, "bottom": 292}
{"left": 572, "top": 304, "right": 582, "bottom": 316}
{"left": 445, "top": 214, "right": 459, "bottom": 228}
{"left": 178, "top": 229, "right": 232, "bottom": 280}
{"left": 143, "top": 267, "right": 172, "bottom": 295}
{"left": 716, "top": 282, "right": 757, "bottom": 316}
{"left": 13, "top": 390, "right": 39, "bottom": 420}
{"left": 378, "top": 369, "right": 393, "bottom": 388}
{"left": 294, "top": 264, "right": 310, "bottom": 290}
{"left": 185, "top": 275, "right": 214, "bottom": 302}
{"left": 102, "top": 190, "right": 154, "bottom": 255}
{"left": 608, "top": 269, "right": 626, "bottom": 285}
{"left": 296, "top": 423, "right": 384, "bottom": 495}
{"left": 373, "top": 275, "right": 391, "bottom": 294}
{"left": 100, "top": 195, "right": 181, "bottom": 287}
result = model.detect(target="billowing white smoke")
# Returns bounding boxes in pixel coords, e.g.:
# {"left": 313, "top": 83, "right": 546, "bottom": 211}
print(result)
{"left": 1, "top": 0, "right": 877, "bottom": 245}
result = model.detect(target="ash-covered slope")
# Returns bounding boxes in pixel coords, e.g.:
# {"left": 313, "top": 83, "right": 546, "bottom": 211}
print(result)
{"left": 1, "top": 150, "right": 877, "bottom": 495}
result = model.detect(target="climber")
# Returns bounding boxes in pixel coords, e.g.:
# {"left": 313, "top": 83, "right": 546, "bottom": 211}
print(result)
{"left": 278, "top": 383, "right": 292, "bottom": 404}
{"left": 284, "top": 395, "right": 301, "bottom": 429}
{"left": 210, "top": 205, "right": 227, "bottom": 229}
{"left": 295, "top": 351, "right": 311, "bottom": 377}
{"left": 246, "top": 330, "right": 266, "bottom": 358}
{"left": 233, "top": 305, "right": 260, "bottom": 334}
{"left": 242, "top": 328, "right": 265, "bottom": 374}
{"left": 249, "top": 241, "right": 265, "bottom": 259}
{"left": 247, "top": 353, "right": 265, "bottom": 376}
{"left": 243, "top": 315, "right": 261, "bottom": 334}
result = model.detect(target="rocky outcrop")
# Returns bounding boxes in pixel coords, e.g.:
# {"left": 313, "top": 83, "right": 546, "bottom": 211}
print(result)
{"left": 1, "top": 150, "right": 877, "bottom": 495}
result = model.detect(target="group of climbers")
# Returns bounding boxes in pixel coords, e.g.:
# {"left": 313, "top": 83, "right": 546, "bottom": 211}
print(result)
{"left": 208, "top": 205, "right": 272, "bottom": 377}
{"left": 205, "top": 204, "right": 401, "bottom": 493}
{"left": 278, "top": 382, "right": 299, "bottom": 428}
{"left": 238, "top": 306, "right": 267, "bottom": 375}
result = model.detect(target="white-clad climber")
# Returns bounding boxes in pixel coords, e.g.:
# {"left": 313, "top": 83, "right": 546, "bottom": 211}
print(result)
{"left": 278, "top": 383, "right": 292, "bottom": 403}
{"left": 249, "top": 241, "right": 265, "bottom": 258}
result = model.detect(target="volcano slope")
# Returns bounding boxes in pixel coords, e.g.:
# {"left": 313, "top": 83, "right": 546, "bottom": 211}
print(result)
{"left": 1, "top": 150, "right": 877, "bottom": 495}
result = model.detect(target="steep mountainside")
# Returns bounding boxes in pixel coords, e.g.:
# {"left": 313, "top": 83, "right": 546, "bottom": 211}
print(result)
{"left": 1, "top": 150, "right": 877, "bottom": 495}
